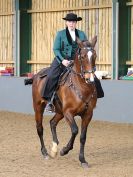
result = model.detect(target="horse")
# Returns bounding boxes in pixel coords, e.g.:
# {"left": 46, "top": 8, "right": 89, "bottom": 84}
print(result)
{"left": 26, "top": 36, "right": 97, "bottom": 168}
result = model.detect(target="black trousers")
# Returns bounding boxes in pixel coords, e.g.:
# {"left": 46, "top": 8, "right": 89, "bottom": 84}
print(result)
{"left": 41, "top": 58, "right": 65, "bottom": 101}
{"left": 94, "top": 76, "right": 104, "bottom": 98}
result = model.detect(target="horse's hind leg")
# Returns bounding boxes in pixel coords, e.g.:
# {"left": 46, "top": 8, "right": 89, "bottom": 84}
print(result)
{"left": 50, "top": 113, "right": 64, "bottom": 158}
{"left": 60, "top": 112, "right": 78, "bottom": 156}
{"left": 35, "top": 107, "right": 49, "bottom": 159}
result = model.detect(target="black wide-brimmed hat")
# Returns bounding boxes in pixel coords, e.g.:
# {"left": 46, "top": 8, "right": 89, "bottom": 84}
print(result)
{"left": 63, "top": 13, "right": 82, "bottom": 21}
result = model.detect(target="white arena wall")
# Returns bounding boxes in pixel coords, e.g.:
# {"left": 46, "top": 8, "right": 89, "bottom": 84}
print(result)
{"left": 0, "top": 77, "right": 133, "bottom": 123}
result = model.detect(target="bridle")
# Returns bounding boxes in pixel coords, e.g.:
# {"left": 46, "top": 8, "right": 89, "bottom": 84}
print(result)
{"left": 67, "top": 46, "right": 97, "bottom": 111}
{"left": 71, "top": 46, "right": 96, "bottom": 83}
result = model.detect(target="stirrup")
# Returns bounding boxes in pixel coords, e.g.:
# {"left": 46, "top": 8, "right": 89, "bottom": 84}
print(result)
{"left": 44, "top": 92, "right": 56, "bottom": 112}
{"left": 45, "top": 102, "right": 55, "bottom": 113}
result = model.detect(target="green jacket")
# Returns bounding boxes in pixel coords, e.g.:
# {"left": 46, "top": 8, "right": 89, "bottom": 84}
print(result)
{"left": 53, "top": 27, "right": 87, "bottom": 63}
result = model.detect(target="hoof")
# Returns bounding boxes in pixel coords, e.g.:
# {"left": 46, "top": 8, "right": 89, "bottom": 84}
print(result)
{"left": 81, "top": 162, "right": 89, "bottom": 168}
{"left": 60, "top": 147, "right": 73, "bottom": 156}
{"left": 43, "top": 154, "right": 50, "bottom": 160}
{"left": 41, "top": 149, "right": 49, "bottom": 159}
{"left": 50, "top": 150, "right": 57, "bottom": 158}
{"left": 60, "top": 146, "right": 71, "bottom": 156}
{"left": 60, "top": 148, "right": 69, "bottom": 156}
{"left": 60, "top": 150, "right": 64, "bottom": 156}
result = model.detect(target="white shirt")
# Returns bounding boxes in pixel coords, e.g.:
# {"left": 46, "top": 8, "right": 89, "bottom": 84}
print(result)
{"left": 68, "top": 28, "right": 76, "bottom": 41}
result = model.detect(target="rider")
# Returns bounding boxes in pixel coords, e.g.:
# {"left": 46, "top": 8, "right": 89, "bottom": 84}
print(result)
{"left": 42, "top": 13, "right": 87, "bottom": 111}
{"left": 41, "top": 13, "right": 104, "bottom": 112}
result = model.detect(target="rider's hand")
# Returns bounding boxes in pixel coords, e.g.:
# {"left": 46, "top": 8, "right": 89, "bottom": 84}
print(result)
{"left": 62, "top": 59, "right": 70, "bottom": 67}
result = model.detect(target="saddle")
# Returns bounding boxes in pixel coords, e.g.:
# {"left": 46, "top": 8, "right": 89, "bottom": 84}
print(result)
{"left": 39, "top": 67, "right": 50, "bottom": 78}
{"left": 39, "top": 64, "right": 73, "bottom": 86}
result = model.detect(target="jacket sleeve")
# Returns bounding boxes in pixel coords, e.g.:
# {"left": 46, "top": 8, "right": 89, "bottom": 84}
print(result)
{"left": 53, "top": 31, "right": 64, "bottom": 63}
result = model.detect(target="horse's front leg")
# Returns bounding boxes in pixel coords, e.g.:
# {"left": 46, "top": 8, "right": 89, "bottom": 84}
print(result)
{"left": 60, "top": 112, "right": 78, "bottom": 156}
{"left": 79, "top": 111, "right": 93, "bottom": 168}
{"left": 50, "top": 113, "right": 64, "bottom": 158}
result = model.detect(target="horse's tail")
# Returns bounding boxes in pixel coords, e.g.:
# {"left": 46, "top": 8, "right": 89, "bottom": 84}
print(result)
{"left": 24, "top": 77, "right": 34, "bottom": 85}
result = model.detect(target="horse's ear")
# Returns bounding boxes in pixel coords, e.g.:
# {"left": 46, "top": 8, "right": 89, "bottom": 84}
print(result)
{"left": 90, "top": 35, "right": 97, "bottom": 48}
{"left": 76, "top": 37, "right": 84, "bottom": 48}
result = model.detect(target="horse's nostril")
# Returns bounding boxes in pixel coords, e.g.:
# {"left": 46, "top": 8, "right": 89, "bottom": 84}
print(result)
{"left": 85, "top": 78, "right": 90, "bottom": 83}
{"left": 85, "top": 77, "right": 95, "bottom": 84}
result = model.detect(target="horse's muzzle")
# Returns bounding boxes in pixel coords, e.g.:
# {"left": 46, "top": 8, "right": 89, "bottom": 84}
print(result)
{"left": 85, "top": 78, "right": 95, "bottom": 84}
{"left": 85, "top": 73, "right": 95, "bottom": 83}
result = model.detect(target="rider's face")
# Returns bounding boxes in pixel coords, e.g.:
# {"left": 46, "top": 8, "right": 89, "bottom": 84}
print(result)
{"left": 66, "top": 21, "right": 77, "bottom": 30}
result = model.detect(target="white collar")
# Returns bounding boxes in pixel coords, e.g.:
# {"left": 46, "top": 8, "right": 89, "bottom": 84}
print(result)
{"left": 68, "top": 28, "right": 76, "bottom": 41}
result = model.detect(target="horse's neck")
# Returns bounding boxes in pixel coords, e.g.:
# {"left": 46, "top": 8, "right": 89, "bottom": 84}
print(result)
{"left": 72, "top": 54, "right": 85, "bottom": 85}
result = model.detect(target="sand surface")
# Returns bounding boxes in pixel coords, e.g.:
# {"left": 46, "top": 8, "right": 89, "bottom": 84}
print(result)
{"left": 0, "top": 111, "right": 133, "bottom": 177}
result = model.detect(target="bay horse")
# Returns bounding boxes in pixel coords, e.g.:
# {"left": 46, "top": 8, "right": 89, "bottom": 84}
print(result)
{"left": 26, "top": 36, "right": 97, "bottom": 168}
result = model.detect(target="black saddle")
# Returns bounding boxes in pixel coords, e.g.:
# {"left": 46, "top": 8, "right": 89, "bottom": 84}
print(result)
{"left": 39, "top": 67, "right": 50, "bottom": 78}
{"left": 39, "top": 62, "right": 73, "bottom": 86}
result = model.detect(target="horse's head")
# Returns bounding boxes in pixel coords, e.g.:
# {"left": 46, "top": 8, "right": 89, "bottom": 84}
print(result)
{"left": 76, "top": 36, "right": 97, "bottom": 83}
